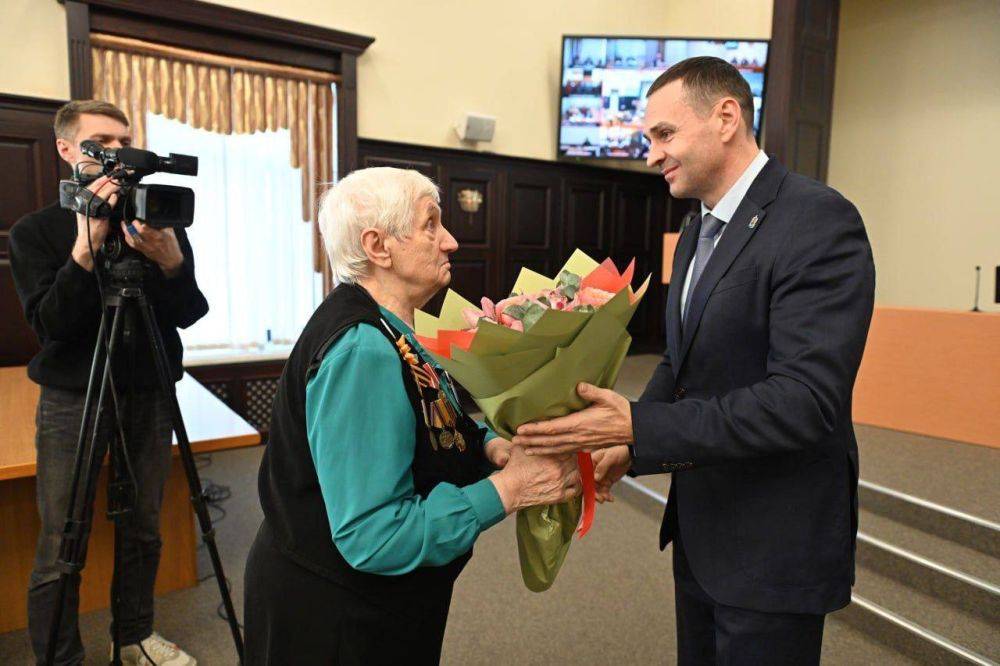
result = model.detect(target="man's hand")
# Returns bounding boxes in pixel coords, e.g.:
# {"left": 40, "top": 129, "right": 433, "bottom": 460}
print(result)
{"left": 484, "top": 436, "right": 513, "bottom": 468}
{"left": 489, "top": 446, "right": 581, "bottom": 514}
{"left": 512, "top": 382, "right": 634, "bottom": 455}
{"left": 122, "top": 221, "right": 184, "bottom": 277}
{"left": 71, "top": 175, "right": 120, "bottom": 272}
{"left": 592, "top": 445, "right": 632, "bottom": 503}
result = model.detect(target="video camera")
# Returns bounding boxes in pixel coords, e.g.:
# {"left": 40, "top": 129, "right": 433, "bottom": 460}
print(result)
{"left": 59, "top": 140, "right": 198, "bottom": 230}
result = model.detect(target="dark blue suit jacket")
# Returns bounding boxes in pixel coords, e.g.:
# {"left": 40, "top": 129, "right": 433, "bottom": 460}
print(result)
{"left": 630, "top": 158, "right": 875, "bottom": 615}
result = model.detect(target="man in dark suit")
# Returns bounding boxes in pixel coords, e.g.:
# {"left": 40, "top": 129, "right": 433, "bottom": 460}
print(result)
{"left": 513, "top": 56, "right": 875, "bottom": 664}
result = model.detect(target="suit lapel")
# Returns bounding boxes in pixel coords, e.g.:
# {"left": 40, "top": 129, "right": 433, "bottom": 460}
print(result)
{"left": 666, "top": 212, "right": 699, "bottom": 367}
{"left": 675, "top": 158, "right": 788, "bottom": 372}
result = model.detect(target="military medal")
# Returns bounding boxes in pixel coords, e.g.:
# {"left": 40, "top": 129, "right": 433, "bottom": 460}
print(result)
{"left": 383, "top": 319, "right": 471, "bottom": 456}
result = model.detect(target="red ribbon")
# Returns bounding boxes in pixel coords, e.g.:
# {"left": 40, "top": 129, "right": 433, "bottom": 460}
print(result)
{"left": 576, "top": 451, "right": 596, "bottom": 538}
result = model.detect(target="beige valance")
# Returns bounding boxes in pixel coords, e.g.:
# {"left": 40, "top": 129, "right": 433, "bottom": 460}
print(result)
{"left": 90, "top": 33, "right": 336, "bottom": 273}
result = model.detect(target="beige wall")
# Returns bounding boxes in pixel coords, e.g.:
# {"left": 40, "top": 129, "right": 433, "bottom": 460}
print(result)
{"left": 5, "top": 1, "right": 996, "bottom": 311}
{"left": 0, "top": 0, "right": 772, "bottom": 161}
{"left": 828, "top": 0, "right": 1000, "bottom": 312}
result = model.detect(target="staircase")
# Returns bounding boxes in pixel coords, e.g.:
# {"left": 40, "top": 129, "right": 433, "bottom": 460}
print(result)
{"left": 617, "top": 476, "right": 1000, "bottom": 664}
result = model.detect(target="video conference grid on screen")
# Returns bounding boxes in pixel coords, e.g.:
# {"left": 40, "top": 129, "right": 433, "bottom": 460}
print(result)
{"left": 558, "top": 37, "right": 769, "bottom": 160}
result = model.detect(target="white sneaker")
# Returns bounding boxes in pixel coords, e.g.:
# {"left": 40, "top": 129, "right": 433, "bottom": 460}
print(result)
{"left": 116, "top": 632, "right": 197, "bottom": 665}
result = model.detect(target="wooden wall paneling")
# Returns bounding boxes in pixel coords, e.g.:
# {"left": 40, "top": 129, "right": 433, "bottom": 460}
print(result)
{"left": 562, "top": 177, "right": 613, "bottom": 265}
{"left": 438, "top": 165, "right": 500, "bottom": 311}
{"left": 0, "top": 95, "right": 69, "bottom": 366}
{"left": 357, "top": 139, "right": 672, "bottom": 349}
{"left": 614, "top": 181, "right": 668, "bottom": 350}
{"left": 360, "top": 154, "right": 439, "bottom": 181}
{"left": 504, "top": 168, "right": 562, "bottom": 292}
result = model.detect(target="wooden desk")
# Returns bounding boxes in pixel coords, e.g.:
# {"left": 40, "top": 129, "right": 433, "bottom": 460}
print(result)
{"left": 853, "top": 308, "right": 1000, "bottom": 448}
{"left": 0, "top": 368, "right": 260, "bottom": 633}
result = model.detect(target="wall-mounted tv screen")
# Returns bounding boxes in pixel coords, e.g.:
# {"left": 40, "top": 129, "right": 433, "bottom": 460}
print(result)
{"left": 558, "top": 36, "right": 769, "bottom": 160}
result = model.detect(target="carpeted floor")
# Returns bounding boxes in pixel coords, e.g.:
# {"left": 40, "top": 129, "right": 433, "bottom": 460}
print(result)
{"left": 2, "top": 354, "right": 993, "bottom": 664}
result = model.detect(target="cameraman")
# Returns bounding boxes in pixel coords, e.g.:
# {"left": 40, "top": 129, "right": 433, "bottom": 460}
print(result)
{"left": 9, "top": 100, "right": 205, "bottom": 666}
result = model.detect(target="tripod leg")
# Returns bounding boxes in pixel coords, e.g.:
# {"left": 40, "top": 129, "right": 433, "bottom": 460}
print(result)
{"left": 45, "top": 305, "right": 125, "bottom": 666}
{"left": 136, "top": 293, "right": 245, "bottom": 663}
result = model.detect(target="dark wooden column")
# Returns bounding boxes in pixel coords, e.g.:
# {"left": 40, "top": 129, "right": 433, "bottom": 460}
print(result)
{"left": 336, "top": 53, "right": 359, "bottom": 177}
{"left": 764, "top": 0, "right": 841, "bottom": 182}
{"left": 65, "top": 1, "right": 93, "bottom": 99}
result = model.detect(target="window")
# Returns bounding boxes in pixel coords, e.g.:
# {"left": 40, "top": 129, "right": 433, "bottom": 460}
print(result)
{"left": 144, "top": 111, "right": 327, "bottom": 354}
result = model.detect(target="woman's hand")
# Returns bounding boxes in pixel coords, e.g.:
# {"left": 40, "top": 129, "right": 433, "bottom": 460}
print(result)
{"left": 484, "top": 437, "right": 513, "bottom": 468}
{"left": 489, "top": 446, "right": 581, "bottom": 514}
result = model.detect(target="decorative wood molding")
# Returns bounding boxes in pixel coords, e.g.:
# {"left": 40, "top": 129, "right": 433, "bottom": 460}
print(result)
{"left": 58, "top": 0, "right": 374, "bottom": 55}
{"left": 59, "top": 0, "right": 373, "bottom": 201}
{"left": 764, "top": 0, "right": 840, "bottom": 182}
{"left": 65, "top": 1, "right": 93, "bottom": 99}
{"left": 336, "top": 54, "right": 359, "bottom": 177}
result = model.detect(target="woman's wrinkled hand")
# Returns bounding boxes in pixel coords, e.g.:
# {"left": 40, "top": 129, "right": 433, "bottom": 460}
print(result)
{"left": 489, "top": 446, "right": 581, "bottom": 514}
{"left": 484, "top": 436, "right": 513, "bottom": 468}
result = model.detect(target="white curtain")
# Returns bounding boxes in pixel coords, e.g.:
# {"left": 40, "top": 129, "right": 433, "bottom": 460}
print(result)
{"left": 144, "top": 112, "right": 323, "bottom": 351}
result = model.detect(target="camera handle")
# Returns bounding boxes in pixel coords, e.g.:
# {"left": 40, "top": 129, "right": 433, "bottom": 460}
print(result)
{"left": 43, "top": 284, "right": 245, "bottom": 665}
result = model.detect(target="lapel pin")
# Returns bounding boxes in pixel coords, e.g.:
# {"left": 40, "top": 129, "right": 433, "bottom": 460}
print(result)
{"left": 748, "top": 215, "right": 759, "bottom": 229}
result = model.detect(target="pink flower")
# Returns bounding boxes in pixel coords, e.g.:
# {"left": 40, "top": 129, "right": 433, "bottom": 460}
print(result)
{"left": 495, "top": 293, "right": 531, "bottom": 313}
{"left": 570, "top": 286, "right": 615, "bottom": 309}
{"left": 539, "top": 288, "right": 570, "bottom": 311}
{"left": 500, "top": 316, "right": 524, "bottom": 332}
{"left": 460, "top": 283, "right": 612, "bottom": 333}
{"left": 461, "top": 295, "right": 528, "bottom": 331}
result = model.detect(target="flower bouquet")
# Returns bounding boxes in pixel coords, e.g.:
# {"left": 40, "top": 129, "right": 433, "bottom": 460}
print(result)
{"left": 415, "top": 250, "right": 649, "bottom": 591}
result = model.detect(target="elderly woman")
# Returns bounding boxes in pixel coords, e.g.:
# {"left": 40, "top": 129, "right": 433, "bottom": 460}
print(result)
{"left": 244, "top": 167, "right": 580, "bottom": 665}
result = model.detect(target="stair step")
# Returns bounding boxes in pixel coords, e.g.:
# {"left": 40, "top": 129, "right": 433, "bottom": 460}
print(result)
{"left": 859, "top": 508, "right": 998, "bottom": 584}
{"left": 852, "top": 563, "right": 999, "bottom": 661}
{"left": 618, "top": 477, "right": 1000, "bottom": 663}
{"left": 835, "top": 595, "right": 996, "bottom": 665}
{"left": 859, "top": 508, "right": 999, "bottom": 623}
{"left": 855, "top": 424, "right": 1000, "bottom": 524}
{"left": 860, "top": 480, "right": 1000, "bottom": 559}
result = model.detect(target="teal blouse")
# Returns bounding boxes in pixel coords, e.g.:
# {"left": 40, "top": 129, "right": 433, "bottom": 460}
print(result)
{"left": 304, "top": 306, "right": 506, "bottom": 575}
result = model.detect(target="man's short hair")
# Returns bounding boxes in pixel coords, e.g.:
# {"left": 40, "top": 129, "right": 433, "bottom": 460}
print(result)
{"left": 647, "top": 56, "right": 755, "bottom": 135}
{"left": 53, "top": 100, "right": 129, "bottom": 141}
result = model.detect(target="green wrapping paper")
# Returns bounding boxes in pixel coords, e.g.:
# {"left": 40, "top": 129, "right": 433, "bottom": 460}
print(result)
{"left": 416, "top": 251, "right": 649, "bottom": 591}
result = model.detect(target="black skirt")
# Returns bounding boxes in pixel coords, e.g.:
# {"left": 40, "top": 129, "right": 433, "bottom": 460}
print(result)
{"left": 243, "top": 521, "right": 456, "bottom": 666}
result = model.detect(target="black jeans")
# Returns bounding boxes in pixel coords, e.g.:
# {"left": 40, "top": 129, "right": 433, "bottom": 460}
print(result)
{"left": 29, "top": 386, "right": 173, "bottom": 666}
{"left": 673, "top": 531, "right": 826, "bottom": 666}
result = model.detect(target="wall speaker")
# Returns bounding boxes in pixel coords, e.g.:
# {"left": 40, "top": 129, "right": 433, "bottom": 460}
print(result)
{"left": 455, "top": 112, "right": 496, "bottom": 143}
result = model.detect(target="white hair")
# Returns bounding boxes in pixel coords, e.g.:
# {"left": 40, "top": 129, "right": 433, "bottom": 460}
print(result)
{"left": 318, "top": 167, "right": 441, "bottom": 285}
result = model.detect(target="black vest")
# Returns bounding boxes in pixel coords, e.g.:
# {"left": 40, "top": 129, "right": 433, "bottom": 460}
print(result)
{"left": 258, "top": 283, "right": 489, "bottom": 603}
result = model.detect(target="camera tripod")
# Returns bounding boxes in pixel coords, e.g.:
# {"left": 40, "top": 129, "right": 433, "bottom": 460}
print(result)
{"left": 44, "top": 259, "right": 244, "bottom": 665}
